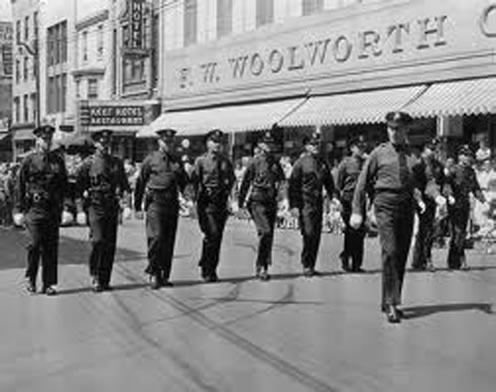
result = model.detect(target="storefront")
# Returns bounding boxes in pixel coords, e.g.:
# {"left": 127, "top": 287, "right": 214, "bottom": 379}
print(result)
{"left": 138, "top": 0, "right": 496, "bottom": 163}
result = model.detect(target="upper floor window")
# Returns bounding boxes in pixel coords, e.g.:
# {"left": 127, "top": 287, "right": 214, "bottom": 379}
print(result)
{"left": 15, "top": 20, "right": 20, "bottom": 43}
{"left": 23, "top": 56, "right": 28, "bottom": 81}
{"left": 82, "top": 31, "right": 88, "bottom": 62}
{"left": 47, "top": 21, "right": 68, "bottom": 66}
{"left": 33, "top": 12, "right": 38, "bottom": 36}
{"left": 217, "top": 0, "right": 232, "bottom": 38}
{"left": 97, "top": 24, "right": 104, "bottom": 58}
{"left": 13, "top": 97, "right": 20, "bottom": 123}
{"left": 303, "top": 0, "right": 324, "bottom": 15}
{"left": 23, "top": 94, "right": 28, "bottom": 122}
{"left": 184, "top": 0, "right": 197, "bottom": 47}
{"left": 15, "top": 59, "right": 20, "bottom": 83}
{"left": 256, "top": 0, "right": 273, "bottom": 27}
{"left": 24, "top": 16, "right": 29, "bottom": 41}
{"left": 88, "top": 78, "right": 99, "bottom": 99}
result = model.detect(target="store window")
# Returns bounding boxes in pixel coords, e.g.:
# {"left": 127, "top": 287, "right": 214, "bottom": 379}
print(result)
{"left": 184, "top": 0, "right": 197, "bottom": 47}
{"left": 97, "top": 24, "right": 104, "bottom": 59}
{"left": 303, "top": 0, "right": 323, "bottom": 15}
{"left": 23, "top": 94, "right": 28, "bottom": 122}
{"left": 256, "top": 0, "right": 273, "bottom": 27}
{"left": 14, "top": 97, "right": 20, "bottom": 123}
{"left": 88, "top": 78, "right": 99, "bottom": 99}
{"left": 23, "top": 56, "right": 28, "bottom": 81}
{"left": 217, "top": 0, "right": 232, "bottom": 38}
{"left": 30, "top": 93, "right": 36, "bottom": 122}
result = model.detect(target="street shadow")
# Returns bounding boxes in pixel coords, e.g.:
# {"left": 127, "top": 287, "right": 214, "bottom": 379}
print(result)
{"left": 402, "top": 302, "right": 494, "bottom": 319}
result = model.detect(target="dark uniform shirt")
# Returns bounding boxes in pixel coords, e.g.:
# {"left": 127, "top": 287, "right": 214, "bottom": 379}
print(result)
{"left": 238, "top": 154, "right": 285, "bottom": 206}
{"left": 336, "top": 155, "right": 365, "bottom": 203}
{"left": 445, "top": 164, "right": 484, "bottom": 207}
{"left": 288, "top": 153, "right": 335, "bottom": 209}
{"left": 352, "top": 142, "right": 424, "bottom": 214}
{"left": 134, "top": 150, "right": 188, "bottom": 211}
{"left": 192, "top": 152, "right": 235, "bottom": 204}
{"left": 16, "top": 150, "right": 67, "bottom": 216}
{"left": 76, "top": 152, "right": 130, "bottom": 208}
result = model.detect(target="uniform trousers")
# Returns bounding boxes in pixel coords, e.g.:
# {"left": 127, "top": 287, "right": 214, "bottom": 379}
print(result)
{"left": 248, "top": 201, "right": 277, "bottom": 269}
{"left": 88, "top": 205, "right": 119, "bottom": 286}
{"left": 340, "top": 200, "right": 366, "bottom": 270}
{"left": 412, "top": 201, "right": 436, "bottom": 269}
{"left": 25, "top": 211, "right": 60, "bottom": 288}
{"left": 298, "top": 203, "right": 323, "bottom": 270}
{"left": 197, "top": 201, "right": 229, "bottom": 276}
{"left": 447, "top": 205, "right": 470, "bottom": 269}
{"left": 145, "top": 202, "right": 179, "bottom": 280}
{"left": 374, "top": 192, "right": 414, "bottom": 308}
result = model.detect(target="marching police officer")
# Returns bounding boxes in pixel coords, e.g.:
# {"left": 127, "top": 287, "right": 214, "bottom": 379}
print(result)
{"left": 75, "top": 130, "right": 130, "bottom": 292}
{"left": 445, "top": 145, "right": 486, "bottom": 270}
{"left": 411, "top": 139, "right": 446, "bottom": 272}
{"left": 351, "top": 111, "right": 425, "bottom": 323}
{"left": 336, "top": 135, "right": 368, "bottom": 273}
{"left": 238, "top": 130, "right": 285, "bottom": 281}
{"left": 288, "top": 131, "right": 335, "bottom": 277}
{"left": 192, "top": 129, "right": 235, "bottom": 282}
{"left": 15, "top": 125, "right": 68, "bottom": 295}
{"left": 134, "top": 128, "right": 188, "bottom": 289}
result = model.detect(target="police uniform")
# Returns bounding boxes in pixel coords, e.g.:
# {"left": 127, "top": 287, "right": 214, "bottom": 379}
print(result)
{"left": 288, "top": 132, "right": 335, "bottom": 276}
{"left": 134, "top": 128, "right": 188, "bottom": 288}
{"left": 411, "top": 140, "right": 446, "bottom": 271}
{"left": 75, "top": 130, "right": 130, "bottom": 291}
{"left": 15, "top": 125, "right": 68, "bottom": 295}
{"left": 238, "top": 131, "right": 285, "bottom": 280}
{"left": 445, "top": 146, "right": 485, "bottom": 270}
{"left": 352, "top": 111, "right": 425, "bottom": 322}
{"left": 192, "top": 129, "right": 235, "bottom": 282}
{"left": 336, "top": 135, "right": 367, "bottom": 272}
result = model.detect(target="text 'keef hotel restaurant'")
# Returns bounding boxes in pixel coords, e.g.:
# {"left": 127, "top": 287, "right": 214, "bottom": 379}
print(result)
{"left": 137, "top": 0, "right": 496, "bottom": 163}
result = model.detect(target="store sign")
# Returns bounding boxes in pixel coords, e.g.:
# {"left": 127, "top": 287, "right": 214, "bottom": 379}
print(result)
{"left": 81, "top": 106, "right": 145, "bottom": 126}
{"left": 164, "top": 0, "right": 496, "bottom": 106}
{"left": 127, "top": 0, "right": 144, "bottom": 49}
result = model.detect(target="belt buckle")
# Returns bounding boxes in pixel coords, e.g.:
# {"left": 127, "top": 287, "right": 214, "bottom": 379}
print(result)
{"left": 33, "top": 193, "right": 41, "bottom": 203}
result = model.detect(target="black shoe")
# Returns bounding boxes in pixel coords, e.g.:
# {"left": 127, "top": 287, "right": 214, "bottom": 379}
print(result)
{"left": 426, "top": 262, "right": 435, "bottom": 272}
{"left": 162, "top": 280, "right": 174, "bottom": 287}
{"left": 259, "top": 269, "right": 270, "bottom": 281}
{"left": 150, "top": 275, "right": 161, "bottom": 290}
{"left": 101, "top": 284, "right": 113, "bottom": 292}
{"left": 303, "top": 267, "right": 313, "bottom": 277}
{"left": 43, "top": 286, "right": 58, "bottom": 296}
{"left": 351, "top": 267, "right": 365, "bottom": 273}
{"left": 25, "top": 279, "right": 36, "bottom": 295}
{"left": 385, "top": 305, "right": 401, "bottom": 323}
{"left": 340, "top": 257, "right": 350, "bottom": 272}
{"left": 207, "top": 272, "right": 219, "bottom": 283}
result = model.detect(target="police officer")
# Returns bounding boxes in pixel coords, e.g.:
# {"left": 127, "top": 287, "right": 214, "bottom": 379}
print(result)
{"left": 238, "top": 130, "right": 285, "bottom": 281}
{"left": 411, "top": 139, "right": 446, "bottom": 272}
{"left": 134, "top": 128, "right": 188, "bottom": 289}
{"left": 288, "top": 131, "right": 335, "bottom": 277}
{"left": 15, "top": 125, "right": 68, "bottom": 295}
{"left": 445, "top": 145, "right": 486, "bottom": 270}
{"left": 75, "top": 130, "right": 130, "bottom": 292}
{"left": 351, "top": 111, "right": 425, "bottom": 323}
{"left": 336, "top": 135, "right": 367, "bottom": 273}
{"left": 192, "top": 129, "right": 235, "bottom": 282}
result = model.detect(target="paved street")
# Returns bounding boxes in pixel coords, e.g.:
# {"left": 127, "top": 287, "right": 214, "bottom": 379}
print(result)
{"left": 0, "top": 217, "right": 495, "bottom": 392}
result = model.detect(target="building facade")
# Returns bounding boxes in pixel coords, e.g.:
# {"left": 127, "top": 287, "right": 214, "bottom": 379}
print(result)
{"left": 145, "top": 0, "right": 496, "bottom": 162}
{"left": 0, "top": 20, "right": 13, "bottom": 161}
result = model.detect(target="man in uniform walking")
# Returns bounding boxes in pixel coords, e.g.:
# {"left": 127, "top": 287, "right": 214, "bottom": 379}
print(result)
{"left": 351, "top": 111, "right": 425, "bottom": 323}
{"left": 134, "top": 128, "right": 188, "bottom": 289}
{"left": 411, "top": 139, "right": 447, "bottom": 272}
{"left": 336, "top": 135, "right": 368, "bottom": 273}
{"left": 192, "top": 129, "right": 235, "bottom": 282}
{"left": 75, "top": 130, "right": 130, "bottom": 292}
{"left": 238, "top": 130, "right": 285, "bottom": 281}
{"left": 445, "top": 145, "right": 486, "bottom": 270}
{"left": 288, "top": 131, "right": 335, "bottom": 277}
{"left": 15, "top": 125, "right": 68, "bottom": 295}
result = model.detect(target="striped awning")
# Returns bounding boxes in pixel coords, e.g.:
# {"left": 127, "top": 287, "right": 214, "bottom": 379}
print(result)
{"left": 137, "top": 98, "right": 308, "bottom": 138}
{"left": 280, "top": 85, "right": 427, "bottom": 127}
{"left": 404, "top": 77, "right": 496, "bottom": 117}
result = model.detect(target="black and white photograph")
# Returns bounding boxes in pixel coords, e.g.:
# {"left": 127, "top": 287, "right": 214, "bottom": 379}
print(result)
{"left": 0, "top": 0, "right": 495, "bottom": 391}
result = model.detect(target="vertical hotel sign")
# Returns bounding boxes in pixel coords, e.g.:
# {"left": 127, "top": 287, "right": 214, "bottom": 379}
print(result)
{"left": 128, "top": 0, "right": 144, "bottom": 49}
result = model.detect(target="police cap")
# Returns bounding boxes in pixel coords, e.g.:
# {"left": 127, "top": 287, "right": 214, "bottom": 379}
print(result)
{"left": 458, "top": 144, "right": 474, "bottom": 157}
{"left": 347, "top": 134, "right": 367, "bottom": 148}
{"left": 257, "top": 130, "right": 276, "bottom": 145}
{"left": 33, "top": 125, "right": 56, "bottom": 137}
{"left": 302, "top": 131, "right": 321, "bottom": 146}
{"left": 204, "top": 129, "right": 224, "bottom": 144}
{"left": 156, "top": 128, "right": 177, "bottom": 139}
{"left": 385, "top": 111, "right": 413, "bottom": 128}
{"left": 91, "top": 129, "right": 113, "bottom": 142}
{"left": 422, "top": 138, "right": 439, "bottom": 151}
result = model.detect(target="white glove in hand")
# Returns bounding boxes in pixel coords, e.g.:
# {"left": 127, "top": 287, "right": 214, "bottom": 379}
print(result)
{"left": 448, "top": 196, "right": 456, "bottom": 205}
{"left": 418, "top": 200, "right": 426, "bottom": 214}
{"left": 350, "top": 213, "right": 363, "bottom": 230}
{"left": 435, "top": 195, "right": 447, "bottom": 207}
{"left": 76, "top": 212, "right": 87, "bottom": 226}
{"left": 13, "top": 213, "right": 25, "bottom": 227}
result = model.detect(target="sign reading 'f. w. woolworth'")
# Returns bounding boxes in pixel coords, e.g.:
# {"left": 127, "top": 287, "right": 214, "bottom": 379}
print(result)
{"left": 163, "top": 0, "right": 496, "bottom": 108}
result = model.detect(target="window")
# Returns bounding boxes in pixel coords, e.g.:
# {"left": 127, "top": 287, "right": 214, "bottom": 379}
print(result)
{"left": 97, "top": 24, "right": 104, "bottom": 58}
{"left": 24, "top": 16, "right": 29, "bottom": 41}
{"left": 256, "top": 0, "right": 273, "bottom": 27}
{"left": 23, "top": 56, "right": 28, "bottom": 81}
{"left": 16, "top": 20, "right": 20, "bottom": 43}
{"left": 303, "top": 0, "right": 324, "bottom": 15}
{"left": 14, "top": 97, "right": 20, "bottom": 123}
{"left": 75, "top": 80, "right": 81, "bottom": 98}
{"left": 61, "top": 74, "right": 67, "bottom": 112}
{"left": 47, "top": 21, "right": 68, "bottom": 66}
{"left": 33, "top": 12, "right": 38, "bottom": 36}
{"left": 47, "top": 27, "right": 55, "bottom": 66}
{"left": 123, "top": 58, "right": 146, "bottom": 84}
{"left": 217, "top": 0, "right": 232, "bottom": 38}
{"left": 23, "top": 94, "right": 28, "bottom": 122}
{"left": 47, "top": 76, "right": 55, "bottom": 113}
{"left": 60, "top": 22, "right": 67, "bottom": 63}
{"left": 88, "top": 78, "right": 98, "bottom": 99}
{"left": 30, "top": 93, "right": 37, "bottom": 123}
{"left": 15, "top": 59, "right": 20, "bottom": 83}
{"left": 82, "top": 31, "right": 88, "bottom": 62}
{"left": 1, "top": 44, "right": 13, "bottom": 75}
{"left": 54, "top": 24, "right": 60, "bottom": 64}
{"left": 184, "top": 0, "right": 197, "bottom": 47}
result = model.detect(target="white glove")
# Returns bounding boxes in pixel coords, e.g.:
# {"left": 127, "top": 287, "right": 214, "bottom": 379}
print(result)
{"left": 350, "top": 213, "right": 363, "bottom": 230}
{"left": 448, "top": 196, "right": 456, "bottom": 205}
{"left": 435, "top": 195, "right": 447, "bottom": 207}
{"left": 122, "top": 207, "right": 132, "bottom": 220}
{"left": 13, "top": 213, "right": 25, "bottom": 227}
{"left": 76, "top": 212, "right": 87, "bottom": 226}
{"left": 417, "top": 200, "right": 426, "bottom": 214}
